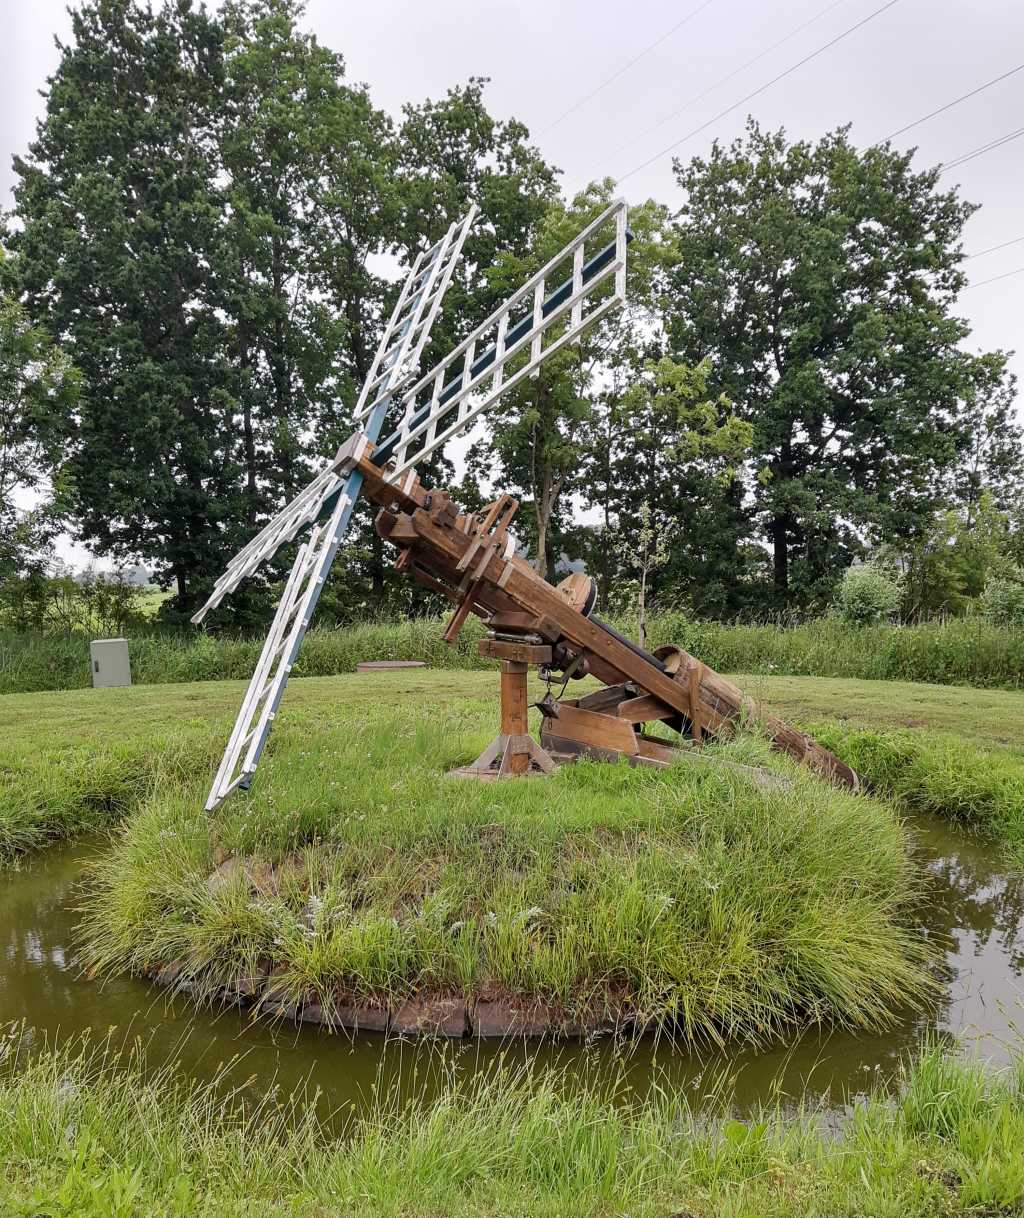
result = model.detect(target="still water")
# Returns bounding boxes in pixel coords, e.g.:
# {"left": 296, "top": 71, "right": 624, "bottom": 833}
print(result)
{"left": 2, "top": 814, "right": 1022, "bottom": 1120}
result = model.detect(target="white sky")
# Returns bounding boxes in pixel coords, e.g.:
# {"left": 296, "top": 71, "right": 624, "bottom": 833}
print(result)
{"left": 2, "top": 0, "right": 1022, "bottom": 569}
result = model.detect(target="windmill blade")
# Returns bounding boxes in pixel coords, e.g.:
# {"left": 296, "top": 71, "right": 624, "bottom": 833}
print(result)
{"left": 373, "top": 198, "right": 628, "bottom": 478}
{"left": 191, "top": 205, "right": 478, "bottom": 626}
{"left": 201, "top": 205, "right": 477, "bottom": 810}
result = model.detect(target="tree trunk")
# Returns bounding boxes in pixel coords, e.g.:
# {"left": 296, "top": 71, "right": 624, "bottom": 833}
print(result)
{"left": 370, "top": 528, "right": 386, "bottom": 606}
{"left": 772, "top": 515, "right": 789, "bottom": 595}
{"left": 638, "top": 567, "right": 647, "bottom": 648}
{"left": 240, "top": 334, "right": 258, "bottom": 529}
{"left": 535, "top": 515, "right": 548, "bottom": 581}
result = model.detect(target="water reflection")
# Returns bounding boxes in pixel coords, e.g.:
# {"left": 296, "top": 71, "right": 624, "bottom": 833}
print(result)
{"left": 1, "top": 815, "right": 1021, "bottom": 1122}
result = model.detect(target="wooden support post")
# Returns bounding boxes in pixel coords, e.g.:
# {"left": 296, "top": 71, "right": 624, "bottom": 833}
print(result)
{"left": 500, "top": 661, "right": 529, "bottom": 774}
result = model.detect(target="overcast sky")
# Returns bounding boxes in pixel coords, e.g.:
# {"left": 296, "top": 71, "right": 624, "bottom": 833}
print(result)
{"left": 3, "top": 0, "right": 1022, "bottom": 567}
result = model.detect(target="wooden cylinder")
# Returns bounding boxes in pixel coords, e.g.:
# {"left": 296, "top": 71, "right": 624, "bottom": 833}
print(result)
{"left": 500, "top": 660, "right": 530, "bottom": 774}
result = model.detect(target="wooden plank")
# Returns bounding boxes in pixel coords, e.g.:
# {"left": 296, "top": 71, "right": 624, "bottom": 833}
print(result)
{"left": 499, "top": 661, "right": 530, "bottom": 774}
{"left": 616, "top": 693, "right": 674, "bottom": 724}
{"left": 547, "top": 702, "right": 638, "bottom": 755}
{"left": 575, "top": 684, "right": 630, "bottom": 713}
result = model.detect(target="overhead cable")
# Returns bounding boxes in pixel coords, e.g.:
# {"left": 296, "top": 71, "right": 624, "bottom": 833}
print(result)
{"left": 539, "top": 0, "right": 718, "bottom": 136}
{"left": 601, "top": 0, "right": 852, "bottom": 170}
{"left": 882, "top": 62, "right": 1024, "bottom": 142}
{"left": 938, "top": 125, "right": 1024, "bottom": 173}
{"left": 615, "top": 0, "right": 901, "bottom": 184}
{"left": 964, "top": 234, "right": 1024, "bottom": 261}
{"left": 963, "top": 265, "right": 1024, "bottom": 290}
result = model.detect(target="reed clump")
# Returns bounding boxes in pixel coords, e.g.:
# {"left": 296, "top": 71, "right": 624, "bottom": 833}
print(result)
{"left": 2, "top": 1026, "right": 1022, "bottom": 1217}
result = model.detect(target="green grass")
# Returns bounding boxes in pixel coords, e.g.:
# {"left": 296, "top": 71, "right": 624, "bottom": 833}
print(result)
{"left": 2, "top": 1027, "right": 1023, "bottom": 1217}
{"left": 4, "top": 611, "right": 1023, "bottom": 694}
{"left": 78, "top": 687, "right": 933, "bottom": 1044}
{"left": 8, "top": 670, "right": 1023, "bottom": 1039}
{"left": 808, "top": 723, "right": 1024, "bottom": 865}
{"left": 4, "top": 670, "right": 1022, "bottom": 866}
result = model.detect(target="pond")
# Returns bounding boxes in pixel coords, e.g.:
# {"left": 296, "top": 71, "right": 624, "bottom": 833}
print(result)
{"left": 2, "top": 813, "right": 1022, "bottom": 1121}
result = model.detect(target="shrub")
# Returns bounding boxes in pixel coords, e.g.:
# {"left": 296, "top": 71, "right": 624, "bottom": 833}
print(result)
{"left": 834, "top": 563, "right": 901, "bottom": 625}
{"left": 980, "top": 567, "right": 1024, "bottom": 627}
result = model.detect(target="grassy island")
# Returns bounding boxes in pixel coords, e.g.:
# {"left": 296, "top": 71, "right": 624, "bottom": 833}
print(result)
{"left": 73, "top": 674, "right": 935, "bottom": 1043}
{"left": 5, "top": 670, "right": 1023, "bottom": 1039}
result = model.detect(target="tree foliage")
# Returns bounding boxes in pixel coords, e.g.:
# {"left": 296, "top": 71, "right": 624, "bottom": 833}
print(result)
{"left": 666, "top": 120, "right": 1020, "bottom": 610}
{"left": 0, "top": 279, "right": 80, "bottom": 580}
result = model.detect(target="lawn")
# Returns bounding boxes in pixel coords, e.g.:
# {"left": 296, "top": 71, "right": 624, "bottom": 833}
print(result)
{"left": 4, "top": 670, "right": 1023, "bottom": 863}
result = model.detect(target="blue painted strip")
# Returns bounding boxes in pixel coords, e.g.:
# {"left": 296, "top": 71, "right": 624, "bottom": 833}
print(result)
{"left": 371, "top": 235, "right": 622, "bottom": 467}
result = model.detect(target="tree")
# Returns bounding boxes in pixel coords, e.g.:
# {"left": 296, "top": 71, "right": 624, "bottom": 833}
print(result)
{"left": 666, "top": 120, "right": 1020, "bottom": 610}
{"left": 594, "top": 355, "right": 752, "bottom": 618}
{"left": 346, "top": 78, "right": 559, "bottom": 601}
{"left": 881, "top": 492, "right": 1017, "bottom": 619}
{"left": 609, "top": 501, "right": 670, "bottom": 646}
{"left": 12, "top": 0, "right": 242, "bottom": 615}
{"left": 0, "top": 283, "right": 80, "bottom": 580}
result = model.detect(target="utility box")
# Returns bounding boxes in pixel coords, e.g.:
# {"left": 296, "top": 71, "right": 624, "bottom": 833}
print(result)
{"left": 90, "top": 638, "right": 132, "bottom": 688}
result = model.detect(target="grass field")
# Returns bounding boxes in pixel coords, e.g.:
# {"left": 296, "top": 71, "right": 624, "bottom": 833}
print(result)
{"left": 4, "top": 670, "right": 1023, "bottom": 863}
{"left": 3, "top": 1027, "right": 1023, "bottom": 1217}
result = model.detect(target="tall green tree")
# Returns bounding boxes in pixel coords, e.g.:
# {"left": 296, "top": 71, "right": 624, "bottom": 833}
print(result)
{"left": 342, "top": 78, "right": 559, "bottom": 603}
{"left": 596, "top": 357, "right": 752, "bottom": 618}
{"left": 0, "top": 281, "right": 80, "bottom": 580}
{"left": 666, "top": 120, "right": 1020, "bottom": 609}
{"left": 12, "top": 0, "right": 240, "bottom": 613}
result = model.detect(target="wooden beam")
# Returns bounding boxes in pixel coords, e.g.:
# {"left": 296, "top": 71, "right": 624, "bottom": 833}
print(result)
{"left": 616, "top": 693, "right": 674, "bottom": 724}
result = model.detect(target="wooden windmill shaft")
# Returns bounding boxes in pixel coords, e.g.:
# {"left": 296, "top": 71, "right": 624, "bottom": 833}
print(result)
{"left": 341, "top": 436, "right": 861, "bottom": 791}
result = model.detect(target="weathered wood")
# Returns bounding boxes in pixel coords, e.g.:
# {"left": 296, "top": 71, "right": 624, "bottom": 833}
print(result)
{"left": 479, "top": 639, "right": 553, "bottom": 664}
{"left": 547, "top": 702, "right": 639, "bottom": 756}
{"left": 576, "top": 684, "right": 631, "bottom": 713}
{"left": 500, "top": 661, "right": 530, "bottom": 774}
{"left": 351, "top": 447, "right": 861, "bottom": 791}
{"left": 616, "top": 692, "right": 674, "bottom": 724}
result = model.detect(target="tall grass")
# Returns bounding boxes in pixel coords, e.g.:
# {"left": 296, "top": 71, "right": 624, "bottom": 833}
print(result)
{"left": 0, "top": 732, "right": 222, "bottom": 864}
{"left": 80, "top": 708, "right": 932, "bottom": 1043}
{"left": 4, "top": 612, "right": 1022, "bottom": 694}
{"left": 2, "top": 1026, "right": 1022, "bottom": 1217}
{"left": 809, "top": 723, "right": 1024, "bottom": 863}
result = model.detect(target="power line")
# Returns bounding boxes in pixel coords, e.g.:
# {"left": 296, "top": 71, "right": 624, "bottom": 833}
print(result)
{"left": 938, "top": 125, "right": 1024, "bottom": 173}
{"left": 963, "top": 265, "right": 1024, "bottom": 290}
{"left": 601, "top": 0, "right": 851, "bottom": 170}
{"left": 882, "top": 62, "right": 1024, "bottom": 142}
{"left": 616, "top": 0, "right": 901, "bottom": 184}
{"left": 964, "top": 234, "right": 1024, "bottom": 261}
{"left": 539, "top": 0, "right": 718, "bottom": 136}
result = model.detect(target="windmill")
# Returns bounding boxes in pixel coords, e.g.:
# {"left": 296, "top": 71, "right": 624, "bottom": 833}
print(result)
{"left": 194, "top": 199, "right": 861, "bottom": 810}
